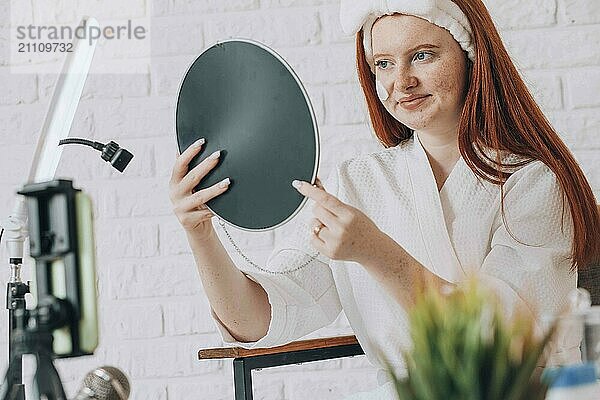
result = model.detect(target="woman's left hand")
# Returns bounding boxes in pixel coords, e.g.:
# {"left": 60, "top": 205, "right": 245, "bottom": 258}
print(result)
{"left": 292, "top": 178, "right": 384, "bottom": 265}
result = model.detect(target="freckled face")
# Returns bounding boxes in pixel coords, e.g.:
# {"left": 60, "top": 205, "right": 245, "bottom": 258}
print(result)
{"left": 371, "top": 14, "right": 469, "bottom": 133}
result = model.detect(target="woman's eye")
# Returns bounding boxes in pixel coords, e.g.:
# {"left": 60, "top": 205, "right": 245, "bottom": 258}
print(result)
{"left": 413, "top": 51, "right": 432, "bottom": 62}
{"left": 374, "top": 60, "right": 390, "bottom": 70}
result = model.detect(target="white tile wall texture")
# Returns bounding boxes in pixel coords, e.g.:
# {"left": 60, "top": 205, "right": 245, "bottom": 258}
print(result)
{"left": 0, "top": 0, "right": 598, "bottom": 398}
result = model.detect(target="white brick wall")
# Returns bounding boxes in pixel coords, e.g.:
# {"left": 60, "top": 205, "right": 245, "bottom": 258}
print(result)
{"left": 0, "top": 0, "right": 598, "bottom": 399}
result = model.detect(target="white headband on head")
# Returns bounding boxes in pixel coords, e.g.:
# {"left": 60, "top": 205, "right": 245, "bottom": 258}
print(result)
{"left": 340, "top": 0, "right": 475, "bottom": 71}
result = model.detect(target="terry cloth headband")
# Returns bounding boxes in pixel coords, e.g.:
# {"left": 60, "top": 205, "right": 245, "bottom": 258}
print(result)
{"left": 339, "top": 0, "right": 475, "bottom": 71}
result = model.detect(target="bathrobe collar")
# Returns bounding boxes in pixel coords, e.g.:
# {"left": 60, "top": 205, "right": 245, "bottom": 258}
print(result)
{"left": 404, "top": 132, "right": 465, "bottom": 282}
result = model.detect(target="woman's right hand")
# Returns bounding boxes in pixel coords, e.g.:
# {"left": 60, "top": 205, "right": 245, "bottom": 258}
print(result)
{"left": 169, "top": 138, "right": 231, "bottom": 240}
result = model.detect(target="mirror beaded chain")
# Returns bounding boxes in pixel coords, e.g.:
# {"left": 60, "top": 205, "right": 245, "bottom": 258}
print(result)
{"left": 218, "top": 219, "right": 320, "bottom": 275}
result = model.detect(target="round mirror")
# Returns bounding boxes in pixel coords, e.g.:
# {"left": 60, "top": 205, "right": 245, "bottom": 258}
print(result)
{"left": 176, "top": 39, "right": 319, "bottom": 231}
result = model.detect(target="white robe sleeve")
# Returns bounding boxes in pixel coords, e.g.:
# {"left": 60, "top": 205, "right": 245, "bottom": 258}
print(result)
{"left": 478, "top": 161, "right": 579, "bottom": 363}
{"left": 211, "top": 169, "right": 343, "bottom": 349}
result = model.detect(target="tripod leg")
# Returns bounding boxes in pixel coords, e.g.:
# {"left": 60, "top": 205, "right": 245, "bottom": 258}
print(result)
{"left": 0, "top": 356, "right": 22, "bottom": 400}
{"left": 5, "top": 352, "right": 24, "bottom": 400}
{"left": 33, "top": 352, "right": 67, "bottom": 400}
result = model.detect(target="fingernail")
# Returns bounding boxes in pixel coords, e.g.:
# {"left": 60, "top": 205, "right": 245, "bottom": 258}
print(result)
{"left": 218, "top": 177, "right": 230, "bottom": 188}
{"left": 291, "top": 180, "right": 302, "bottom": 189}
{"left": 194, "top": 138, "right": 205, "bottom": 147}
{"left": 208, "top": 150, "right": 221, "bottom": 160}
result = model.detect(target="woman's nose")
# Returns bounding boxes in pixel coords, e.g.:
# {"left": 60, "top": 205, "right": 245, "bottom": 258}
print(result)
{"left": 393, "top": 69, "right": 418, "bottom": 93}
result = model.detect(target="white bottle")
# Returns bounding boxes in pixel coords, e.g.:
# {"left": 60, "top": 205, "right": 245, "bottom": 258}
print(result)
{"left": 545, "top": 363, "right": 600, "bottom": 400}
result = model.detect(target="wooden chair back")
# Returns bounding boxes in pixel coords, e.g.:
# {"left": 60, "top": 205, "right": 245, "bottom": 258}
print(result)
{"left": 577, "top": 204, "right": 600, "bottom": 305}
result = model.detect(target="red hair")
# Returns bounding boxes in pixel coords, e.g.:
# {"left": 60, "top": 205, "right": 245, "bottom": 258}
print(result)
{"left": 355, "top": 0, "right": 600, "bottom": 270}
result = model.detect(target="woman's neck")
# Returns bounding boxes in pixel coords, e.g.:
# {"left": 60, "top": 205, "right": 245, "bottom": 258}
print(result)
{"left": 415, "top": 128, "right": 461, "bottom": 190}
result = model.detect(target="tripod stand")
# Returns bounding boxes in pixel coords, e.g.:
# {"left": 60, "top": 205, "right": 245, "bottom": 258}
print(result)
{"left": 2, "top": 301, "right": 69, "bottom": 400}
{"left": 1, "top": 180, "right": 99, "bottom": 400}
{"left": 5, "top": 273, "right": 29, "bottom": 400}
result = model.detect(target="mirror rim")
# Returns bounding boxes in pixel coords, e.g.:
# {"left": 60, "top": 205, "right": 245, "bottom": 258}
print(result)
{"left": 175, "top": 37, "right": 321, "bottom": 231}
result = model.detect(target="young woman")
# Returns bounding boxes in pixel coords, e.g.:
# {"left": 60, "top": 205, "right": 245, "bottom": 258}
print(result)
{"left": 169, "top": 0, "right": 600, "bottom": 397}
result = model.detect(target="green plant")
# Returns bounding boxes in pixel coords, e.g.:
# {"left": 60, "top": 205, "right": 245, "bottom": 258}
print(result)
{"left": 388, "top": 280, "right": 555, "bottom": 400}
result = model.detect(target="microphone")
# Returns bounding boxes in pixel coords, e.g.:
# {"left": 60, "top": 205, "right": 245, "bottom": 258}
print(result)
{"left": 73, "top": 366, "right": 130, "bottom": 400}
{"left": 57, "top": 138, "right": 135, "bottom": 173}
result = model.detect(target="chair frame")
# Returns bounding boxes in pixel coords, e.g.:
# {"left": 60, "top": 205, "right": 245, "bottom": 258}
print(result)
{"left": 198, "top": 335, "right": 364, "bottom": 400}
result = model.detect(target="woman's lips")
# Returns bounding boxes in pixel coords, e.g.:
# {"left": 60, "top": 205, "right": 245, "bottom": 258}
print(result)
{"left": 399, "top": 95, "right": 431, "bottom": 111}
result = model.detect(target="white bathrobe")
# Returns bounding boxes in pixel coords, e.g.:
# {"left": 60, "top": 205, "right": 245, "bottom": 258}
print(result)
{"left": 211, "top": 133, "right": 579, "bottom": 399}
